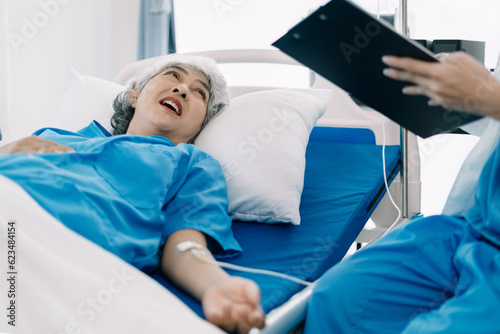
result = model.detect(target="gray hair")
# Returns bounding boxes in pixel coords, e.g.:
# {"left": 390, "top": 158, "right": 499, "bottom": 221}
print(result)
{"left": 111, "top": 54, "right": 230, "bottom": 143}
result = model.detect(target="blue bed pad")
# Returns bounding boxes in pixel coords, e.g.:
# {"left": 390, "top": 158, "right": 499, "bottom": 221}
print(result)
{"left": 151, "top": 138, "right": 401, "bottom": 317}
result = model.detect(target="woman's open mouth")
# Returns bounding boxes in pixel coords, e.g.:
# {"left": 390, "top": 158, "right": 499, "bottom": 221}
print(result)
{"left": 159, "top": 96, "right": 182, "bottom": 116}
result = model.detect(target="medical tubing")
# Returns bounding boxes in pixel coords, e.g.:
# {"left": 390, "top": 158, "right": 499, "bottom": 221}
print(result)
{"left": 190, "top": 249, "right": 313, "bottom": 286}
{"left": 377, "top": 118, "right": 402, "bottom": 241}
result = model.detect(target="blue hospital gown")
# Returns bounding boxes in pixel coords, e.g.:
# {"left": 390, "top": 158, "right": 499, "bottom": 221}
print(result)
{"left": 0, "top": 121, "right": 242, "bottom": 272}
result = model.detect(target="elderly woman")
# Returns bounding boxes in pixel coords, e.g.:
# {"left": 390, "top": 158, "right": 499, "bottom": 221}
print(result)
{"left": 0, "top": 55, "right": 265, "bottom": 333}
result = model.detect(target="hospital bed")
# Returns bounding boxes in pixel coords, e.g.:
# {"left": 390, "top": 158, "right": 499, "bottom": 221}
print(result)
{"left": 0, "top": 48, "right": 421, "bottom": 334}
{"left": 114, "top": 48, "right": 422, "bottom": 333}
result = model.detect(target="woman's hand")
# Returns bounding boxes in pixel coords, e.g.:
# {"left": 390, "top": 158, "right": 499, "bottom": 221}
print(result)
{"left": 202, "top": 276, "right": 265, "bottom": 334}
{"left": 382, "top": 52, "right": 500, "bottom": 120}
{"left": 0, "top": 136, "right": 75, "bottom": 154}
{"left": 162, "top": 229, "right": 265, "bottom": 333}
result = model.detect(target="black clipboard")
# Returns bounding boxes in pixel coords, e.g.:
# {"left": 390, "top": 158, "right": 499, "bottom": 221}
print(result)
{"left": 272, "top": 0, "right": 481, "bottom": 138}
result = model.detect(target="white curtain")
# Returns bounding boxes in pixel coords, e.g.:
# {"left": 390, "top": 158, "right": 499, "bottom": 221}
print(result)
{"left": 0, "top": 0, "right": 11, "bottom": 139}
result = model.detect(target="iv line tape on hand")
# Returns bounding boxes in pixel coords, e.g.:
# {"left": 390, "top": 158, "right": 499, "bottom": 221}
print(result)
{"left": 175, "top": 241, "right": 312, "bottom": 286}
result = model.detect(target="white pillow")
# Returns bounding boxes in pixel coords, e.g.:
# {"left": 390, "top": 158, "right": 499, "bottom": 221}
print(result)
{"left": 52, "top": 68, "right": 125, "bottom": 132}
{"left": 53, "top": 69, "right": 332, "bottom": 225}
{"left": 195, "top": 89, "right": 333, "bottom": 225}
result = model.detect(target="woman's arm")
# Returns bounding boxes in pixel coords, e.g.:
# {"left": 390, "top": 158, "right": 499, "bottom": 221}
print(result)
{"left": 161, "top": 229, "right": 265, "bottom": 334}
{"left": 382, "top": 52, "right": 500, "bottom": 120}
{"left": 0, "top": 135, "right": 75, "bottom": 154}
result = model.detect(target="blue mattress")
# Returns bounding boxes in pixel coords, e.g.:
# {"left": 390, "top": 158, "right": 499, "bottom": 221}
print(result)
{"left": 151, "top": 133, "right": 401, "bottom": 317}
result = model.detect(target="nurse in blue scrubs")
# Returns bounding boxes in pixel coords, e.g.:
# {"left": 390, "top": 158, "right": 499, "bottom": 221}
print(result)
{"left": 0, "top": 55, "right": 265, "bottom": 334}
{"left": 305, "top": 52, "right": 500, "bottom": 333}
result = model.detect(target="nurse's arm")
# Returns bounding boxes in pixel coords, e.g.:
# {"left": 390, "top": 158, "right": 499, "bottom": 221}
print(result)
{"left": 0, "top": 136, "right": 75, "bottom": 154}
{"left": 161, "top": 228, "right": 265, "bottom": 333}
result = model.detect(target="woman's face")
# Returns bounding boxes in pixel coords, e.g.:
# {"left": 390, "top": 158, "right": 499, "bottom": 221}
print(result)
{"left": 126, "top": 65, "right": 210, "bottom": 144}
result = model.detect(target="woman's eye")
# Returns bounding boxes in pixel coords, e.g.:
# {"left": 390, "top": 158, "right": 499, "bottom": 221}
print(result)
{"left": 197, "top": 90, "right": 207, "bottom": 99}
{"left": 166, "top": 71, "right": 179, "bottom": 79}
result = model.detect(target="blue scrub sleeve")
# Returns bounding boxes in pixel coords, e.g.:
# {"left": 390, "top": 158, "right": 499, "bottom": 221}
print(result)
{"left": 162, "top": 157, "right": 242, "bottom": 258}
{"left": 465, "top": 137, "right": 500, "bottom": 245}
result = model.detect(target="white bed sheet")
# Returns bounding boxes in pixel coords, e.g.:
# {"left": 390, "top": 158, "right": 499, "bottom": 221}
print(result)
{"left": 0, "top": 175, "right": 223, "bottom": 334}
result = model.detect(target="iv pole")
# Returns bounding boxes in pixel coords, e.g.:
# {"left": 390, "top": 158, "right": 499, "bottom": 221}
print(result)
{"left": 399, "top": 0, "right": 409, "bottom": 219}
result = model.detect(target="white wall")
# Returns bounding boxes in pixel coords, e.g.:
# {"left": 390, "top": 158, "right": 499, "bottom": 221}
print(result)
{"left": 408, "top": 0, "right": 500, "bottom": 70}
{"left": 353, "top": 0, "right": 500, "bottom": 69}
{"left": 0, "top": 0, "right": 10, "bottom": 136}
{"left": 174, "top": 0, "right": 330, "bottom": 90}
{"left": 4, "top": 0, "right": 140, "bottom": 141}
{"left": 175, "top": 0, "right": 329, "bottom": 53}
